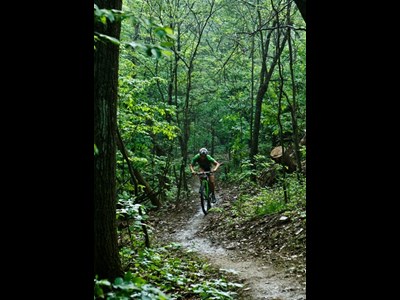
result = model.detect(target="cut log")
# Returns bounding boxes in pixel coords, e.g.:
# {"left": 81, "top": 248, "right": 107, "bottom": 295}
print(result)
{"left": 270, "top": 146, "right": 297, "bottom": 173}
{"left": 270, "top": 146, "right": 284, "bottom": 159}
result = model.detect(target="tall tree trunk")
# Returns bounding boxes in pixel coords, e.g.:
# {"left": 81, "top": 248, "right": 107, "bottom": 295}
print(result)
{"left": 249, "top": 33, "right": 255, "bottom": 148}
{"left": 94, "top": 0, "right": 123, "bottom": 281}
{"left": 276, "top": 21, "right": 290, "bottom": 203}
{"left": 286, "top": 25, "right": 303, "bottom": 179}
{"left": 250, "top": 31, "right": 288, "bottom": 179}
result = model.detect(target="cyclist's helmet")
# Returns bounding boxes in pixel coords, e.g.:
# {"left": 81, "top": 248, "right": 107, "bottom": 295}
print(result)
{"left": 199, "top": 148, "right": 208, "bottom": 155}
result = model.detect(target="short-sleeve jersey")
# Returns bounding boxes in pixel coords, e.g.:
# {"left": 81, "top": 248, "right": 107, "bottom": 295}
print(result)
{"left": 191, "top": 154, "right": 217, "bottom": 171}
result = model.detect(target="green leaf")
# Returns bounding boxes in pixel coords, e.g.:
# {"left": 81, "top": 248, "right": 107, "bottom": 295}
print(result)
{"left": 96, "top": 33, "right": 120, "bottom": 45}
{"left": 160, "top": 41, "right": 174, "bottom": 48}
{"left": 113, "top": 277, "right": 123, "bottom": 285}
{"left": 94, "top": 144, "right": 99, "bottom": 155}
{"left": 154, "top": 27, "right": 166, "bottom": 39}
{"left": 164, "top": 27, "right": 174, "bottom": 35}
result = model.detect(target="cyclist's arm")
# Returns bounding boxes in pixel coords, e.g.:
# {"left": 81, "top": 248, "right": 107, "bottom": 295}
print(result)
{"left": 212, "top": 160, "right": 221, "bottom": 172}
{"left": 190, "top": 154, "right": 200, "bottom": 174}
{"left": 206, "top": 155, "right": 220, "bottom": 172}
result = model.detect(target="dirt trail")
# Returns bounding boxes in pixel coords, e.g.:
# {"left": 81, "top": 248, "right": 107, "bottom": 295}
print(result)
{"left": 151, "top": 178, "right": 306, "bottom": 300}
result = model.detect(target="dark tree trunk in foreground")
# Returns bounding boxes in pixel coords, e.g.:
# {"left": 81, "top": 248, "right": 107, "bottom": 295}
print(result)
{"left": 94, "top": 0, "right": 123, "bottom": 281}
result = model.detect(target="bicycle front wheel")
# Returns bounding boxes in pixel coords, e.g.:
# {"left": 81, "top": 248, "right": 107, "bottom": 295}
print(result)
{"left": 200, "top": 180, "right": 209, "bottom": 215}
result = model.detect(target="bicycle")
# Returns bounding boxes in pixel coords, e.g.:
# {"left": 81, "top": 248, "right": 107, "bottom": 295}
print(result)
{"left": 195, "top": 171, "right": 215, "bottom": 215}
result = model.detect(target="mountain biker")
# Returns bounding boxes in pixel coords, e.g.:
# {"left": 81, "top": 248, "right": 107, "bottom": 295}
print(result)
{"left": 189, "top": 148, "right": 221, "bottom": 203}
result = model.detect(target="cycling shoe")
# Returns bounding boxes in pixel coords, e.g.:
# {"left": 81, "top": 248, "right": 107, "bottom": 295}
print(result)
{"left": 211, "top": 194, "right": 217, "bottom": 203}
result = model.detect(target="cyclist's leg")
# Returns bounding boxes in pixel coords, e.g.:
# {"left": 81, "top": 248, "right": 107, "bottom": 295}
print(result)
{"left": 209, "top": 174, "right": 217, "bottom": 202}
{"left": 209, "top": 174, "right": 215, "bottom": 193}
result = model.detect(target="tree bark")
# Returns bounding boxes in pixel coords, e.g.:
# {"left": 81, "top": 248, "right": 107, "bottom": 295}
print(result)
{"left": 94, "top": 0, "right": 123, "bottom": 281}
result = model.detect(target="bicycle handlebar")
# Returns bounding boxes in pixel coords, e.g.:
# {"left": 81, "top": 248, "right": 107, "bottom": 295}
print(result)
{"left": 194, "top": 171, "right": 214, "bottom": 175}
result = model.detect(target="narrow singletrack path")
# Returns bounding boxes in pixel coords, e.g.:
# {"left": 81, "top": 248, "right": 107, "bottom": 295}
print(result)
{"left": 151, "top": 178, "right": 306, "bottom": 300}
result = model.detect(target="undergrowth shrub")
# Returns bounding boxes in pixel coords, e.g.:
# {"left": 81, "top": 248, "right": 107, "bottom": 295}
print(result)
{"left": 230, "top": 171, "right": 306, "bottom": 220}
{"left": 95, "top": 242, "right": 243, "bottom": 299}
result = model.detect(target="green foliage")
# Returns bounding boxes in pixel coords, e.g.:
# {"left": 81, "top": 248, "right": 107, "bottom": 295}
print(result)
{"left": 109, "top": 243, "right": 243, "bottom": 299}
{"left": 118, "top": 77, "right": 179, "bottom": 140}
{"left": 111, "top": 198, "right": 244, "bottom": 298}
{"left": 280, "top": 173, "right": 306, "bottom": 211}
{"left": 229, "top": 171, "right": 306, "bottom": 220}
{"left": 117, "top": 75, "right": 179, "bottom": 164}
{"left": 253, "top": 190, "right": 287, "bottom": 216}
{"left": 95, "top": 32, "right": 121, "bottom": 46}
{"left": 299, "top": 143, "right": 306, "bottom": 158}
{"left": 191, "top": 279, "right": 242, "bottom": 299}
{"left": 94, "top": 4, "right": 175, "bottom": 58}
{"left": 117, "top": 196, "right": 149, "bottom": 230}
{"left": 94, "top": 273, "right": 170, "bottom": 299}
{"left": 125, "top": 20, "right": 175, "bottom": 58}
{"left": 236, "top": 159, "right": 255, "bottom": 181}
{"left": 116, "top": 56, "right": 180, "bottom": 201}
{"left": 94, "top": 4, "right": 124, "bottom": 24}
{"left": 208, "top": 206, "right": 224, "bottom": 214}
{"left": 225, "top": 154, "right": 274, "bottom": 183}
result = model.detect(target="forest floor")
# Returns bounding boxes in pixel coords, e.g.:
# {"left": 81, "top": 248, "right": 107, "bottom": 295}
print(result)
{"left": 148, "top": 176, "right": 306, "bottom": 300}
